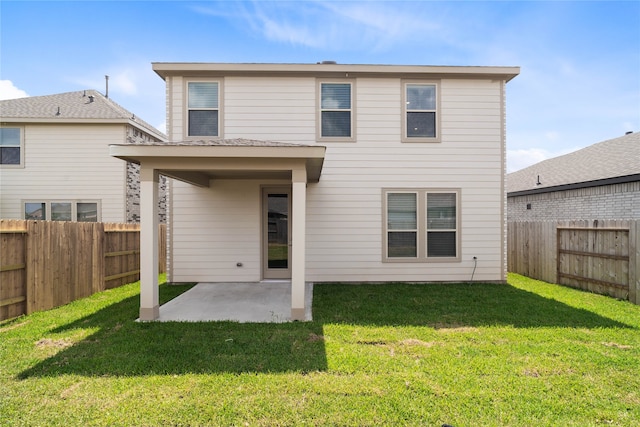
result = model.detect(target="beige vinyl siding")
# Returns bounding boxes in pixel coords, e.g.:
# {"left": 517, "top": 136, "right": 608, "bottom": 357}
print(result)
{"left": 167, "top": 75, "right": 184, "bottom": 141}
{"left": 0, "top": 124, "right": 127, "bottom": 222}
{"left": 224, "top": 76, "right": 316, "bottom": 143}
{"left": 171, "top": 179, "right": 265, "bottom": 282}
{"left": 168, "top": 76, "right": 506, "bottom": 283}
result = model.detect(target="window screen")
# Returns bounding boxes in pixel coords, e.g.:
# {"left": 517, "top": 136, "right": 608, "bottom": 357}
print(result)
{"left": 0, "top": 128, "right": 21, "bottom": 165}
{"left": 188, "top": 82, "right": 219, "bottom": 136}
{"left": 387, "top": 193, "right": 417, "bottom": 258}
{"left": 321, "top": 83, "right": 351, "bottom": 138}
{"left": 405, "top": 84, "right": 437, "bottom": 139}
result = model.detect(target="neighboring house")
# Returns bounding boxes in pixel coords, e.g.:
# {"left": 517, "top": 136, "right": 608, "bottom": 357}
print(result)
{"left": 0, "top": 90, "right": 167, "bottom": 223}
{"left": 507, "top": 132, "right": 640, "bottom": 221}
{"left": 109, "top": 62, "right": 520, "bottom": 320}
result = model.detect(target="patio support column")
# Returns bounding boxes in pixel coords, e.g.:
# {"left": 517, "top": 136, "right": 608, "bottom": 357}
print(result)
{"left": 139, "top": 165, "right": 159, "bottom": 321}
{"left": 291, "top": 168, "right": 307, "bottom": 321}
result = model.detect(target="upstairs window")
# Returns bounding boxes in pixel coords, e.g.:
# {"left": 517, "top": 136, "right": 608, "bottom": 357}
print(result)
{"left": 0, "top": 127, "right": 23, "bottom": 166}
{"left": 319, "top": 82, "right": 354, "bottom": 141}
{"left": 403, "top": 82, "right": 439, "bottom": 142}
{"left": 187, "top": 81, "right": 219, "bottom": 137}
{"left": 383, "top": 189, "right": 459, "bottom": 262}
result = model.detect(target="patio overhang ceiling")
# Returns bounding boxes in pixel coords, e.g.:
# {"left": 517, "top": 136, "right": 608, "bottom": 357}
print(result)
{"left": 109, "top": 139, "right": 326, "bottom": 187}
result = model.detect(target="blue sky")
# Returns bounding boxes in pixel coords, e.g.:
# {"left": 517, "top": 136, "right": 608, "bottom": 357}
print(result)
{"left": 1, "top": 0, "right": 638, "bottom": 171}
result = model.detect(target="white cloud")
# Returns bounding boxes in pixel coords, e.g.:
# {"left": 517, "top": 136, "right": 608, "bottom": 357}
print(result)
{"left": 0, "top": 80, "right": 28, "bottom": 100}
{"left": 195, "top": 1, "right": 441, "bottom": 51}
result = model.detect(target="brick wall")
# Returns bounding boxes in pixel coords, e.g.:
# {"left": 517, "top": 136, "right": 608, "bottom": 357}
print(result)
{"left": 124, "top": 125, "right": 167, "bottom": 223}
{"left": 508, "top": 181, "right": 640, "bottom": 221}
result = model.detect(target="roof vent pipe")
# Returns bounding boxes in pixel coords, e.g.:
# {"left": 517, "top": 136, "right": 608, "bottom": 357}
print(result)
{"left": 105, "top": 75, "right": 109, "bottom": 98}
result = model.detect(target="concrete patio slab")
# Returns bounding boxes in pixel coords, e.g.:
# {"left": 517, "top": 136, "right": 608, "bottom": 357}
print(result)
{"left": 152, "top": 281, "right": 313, "bottom": 322}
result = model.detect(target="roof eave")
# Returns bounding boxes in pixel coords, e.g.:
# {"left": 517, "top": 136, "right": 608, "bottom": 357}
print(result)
{"left": 1, "top": 117, "right": 166, "bottom": 141}
{"left": 507, "top": 173, "right": 640, "bottom": 197}
{"left": 152, "top": 62, "right": 520, "bottom": 82}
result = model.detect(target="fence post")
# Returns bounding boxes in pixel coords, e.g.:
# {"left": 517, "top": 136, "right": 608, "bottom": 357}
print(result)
{"left": 630, "top": 220, "right": 639, "bottom": 304}
{"left": 24, "top": 221, "right": 37, "bottom": 314}
{"left": 92, "top": 222, "right": 106, "bottom": 294}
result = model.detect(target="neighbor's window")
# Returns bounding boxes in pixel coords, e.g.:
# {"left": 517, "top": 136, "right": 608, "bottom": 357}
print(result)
{"left": 187, "top": 81, "right": 219, "bottom": 137}
{"left": 383, "top": 189, "right": 459, "bottom": 261}
{"left": 25, "top": 202, "right": 46, "bottom": 220}
{"left": 319, "top": 82, "right": 353, "bottom": 140}
{"left": 77, "top": 202, "right": 99, "bottom": 222}
{"left": 51, "top": 202, "right": 72, "bottom": 221}
{"left": 403, "top": 82, "right": 439, "bottom": 142}
{"left": 24, "top": 201, "right": 100, "bottom": 222}
{"left": 0, "top": 127, "right": 23, "bottom": 166}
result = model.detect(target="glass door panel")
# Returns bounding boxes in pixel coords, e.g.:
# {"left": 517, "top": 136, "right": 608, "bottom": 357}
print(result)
{"left": 263, "top": 188, "right": 291, "bottom": 279}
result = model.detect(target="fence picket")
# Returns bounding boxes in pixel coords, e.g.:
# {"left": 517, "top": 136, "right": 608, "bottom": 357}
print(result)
{"left": 509, "top": 220, "right": 637, "bottom": 304}
{"left": 0, "top": 220, "right": 166, "bottom": 320}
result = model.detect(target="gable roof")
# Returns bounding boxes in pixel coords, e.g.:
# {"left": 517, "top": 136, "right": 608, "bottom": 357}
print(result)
{"left": 507, "top": 132, "right": 640, "bottom": 196}
{"left": 0, "top": 90, "right": 166, "bottom": 140}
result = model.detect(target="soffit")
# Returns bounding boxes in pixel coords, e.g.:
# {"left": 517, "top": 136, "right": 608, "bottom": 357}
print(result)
{"left": 109, "top": 139, "right": 326, "bottom": 186}
{"left": 152, "top": 62, "right": 520, "bottom": 82}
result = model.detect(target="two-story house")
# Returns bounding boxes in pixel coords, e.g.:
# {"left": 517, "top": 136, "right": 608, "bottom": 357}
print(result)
{"left": 110, "top": 62, "right": 520, "bottom": 321}
{"left": 0, "top": 90, "right": 166, "bottom": 223}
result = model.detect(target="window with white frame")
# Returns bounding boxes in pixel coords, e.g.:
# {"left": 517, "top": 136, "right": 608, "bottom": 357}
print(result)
{"left": 0, "top": 127, "right": 23, "bottom": 166}
{"left": 187, "top": 81, "right": 220, "bottom": 137}
{"left": 383, "top": 189, "right": 459, "bottom": 261}
{"left": 319, "top": 82, "right": 354, "bottom": 140}
{"left": 402, "top": 82, "right": 439, "bottom": 142}
{"left": 24, "top": 201, "right": 100, "bottom": 222}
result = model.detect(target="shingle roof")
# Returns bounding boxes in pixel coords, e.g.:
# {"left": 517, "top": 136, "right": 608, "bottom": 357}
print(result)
{"left": 0, "top": 90, "right": 165, "bottom": 140}
{"left": 507, "top": 132, "right": 640, "bottom": 195}
{"left": 128, "top": 138, "right": 310, "bottom": 147}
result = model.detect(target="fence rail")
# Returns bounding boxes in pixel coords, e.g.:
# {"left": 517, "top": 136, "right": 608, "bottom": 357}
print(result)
{"left": 0, "top": 220, "right": 166, "bottom": 320}
{"left": 508, "top": 220, "right": 639, "bottom": 305}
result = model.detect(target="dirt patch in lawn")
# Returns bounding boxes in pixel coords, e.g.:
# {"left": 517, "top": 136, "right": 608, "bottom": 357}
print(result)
{"left": 35, "top": 338, "right": 74, "bottom": 349}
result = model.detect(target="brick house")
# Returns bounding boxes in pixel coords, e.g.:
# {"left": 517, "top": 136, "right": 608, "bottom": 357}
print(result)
{"left": 507, "top": 132, "right": 640, "bottom": 221}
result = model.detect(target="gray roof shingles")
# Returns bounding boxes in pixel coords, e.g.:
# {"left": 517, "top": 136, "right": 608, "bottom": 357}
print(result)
{"left": 507, "top": 132, "right": 640, "bottom": 194}
{"left": 0, "top": 90, "right": 165, "bottom": 139}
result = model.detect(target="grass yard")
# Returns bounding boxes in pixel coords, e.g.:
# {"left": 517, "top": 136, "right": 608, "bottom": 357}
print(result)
{"left": 1, "top": 273, "right": 639, "bottom": 426}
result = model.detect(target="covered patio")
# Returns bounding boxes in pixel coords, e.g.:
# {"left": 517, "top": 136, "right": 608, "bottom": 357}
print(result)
{"left": 109, "top": 139, "right": 325, "bottom": 321}
{"left": 151, "top": 281, "right": 314, "bottom": 322}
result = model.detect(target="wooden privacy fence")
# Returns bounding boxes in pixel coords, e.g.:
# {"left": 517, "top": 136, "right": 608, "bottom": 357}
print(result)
{"left": 0, "top": 220, "right": 166, "bottom": 320}
{"left": 508, "top": 220, "right": 639, "bottom": 304}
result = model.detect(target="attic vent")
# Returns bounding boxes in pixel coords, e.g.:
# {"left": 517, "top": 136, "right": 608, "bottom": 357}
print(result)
{"left": 625, "top": 131, "right": 633, "bottom": 135}
{"left": 88, "top": 95, "right": 94, "bottom": 103}
{"left": 318, "top": 60, "right": 337, "bottom": 64}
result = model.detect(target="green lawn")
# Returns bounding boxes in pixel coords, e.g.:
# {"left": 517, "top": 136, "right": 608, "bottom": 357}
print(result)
{"left": 1, "top": 273, "right": 639, "bottom": 426}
